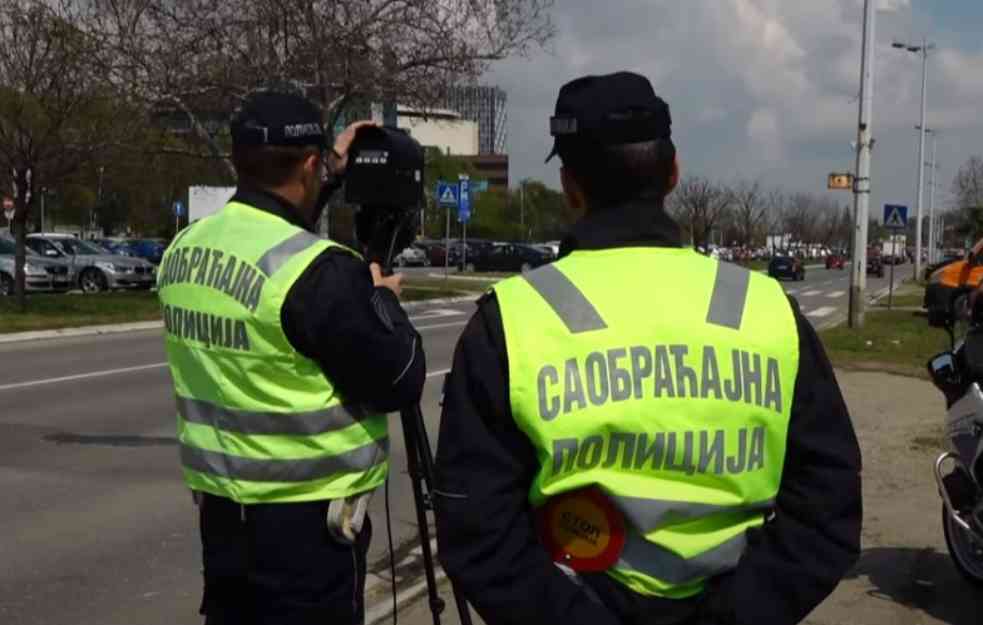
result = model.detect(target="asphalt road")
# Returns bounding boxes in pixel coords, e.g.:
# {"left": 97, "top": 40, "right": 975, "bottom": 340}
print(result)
{"left": 0, "top": 264, "right": 904, "bottom": 625}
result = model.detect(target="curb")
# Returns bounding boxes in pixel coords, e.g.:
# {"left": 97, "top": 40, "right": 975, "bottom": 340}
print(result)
{"left": 0, "top": 296, "right": 480, "bottom": 345}
{"left": 0, "top": 320, "right": 164, "bottom": 345}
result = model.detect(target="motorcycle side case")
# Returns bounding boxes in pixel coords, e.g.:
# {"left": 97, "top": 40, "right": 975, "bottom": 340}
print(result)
{"left": 946, "top": 382, "right": 983, "bottom": 485}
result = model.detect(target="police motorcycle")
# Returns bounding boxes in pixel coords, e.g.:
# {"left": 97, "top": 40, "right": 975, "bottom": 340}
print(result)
{"left": 928, "top": 287, "right": 983, "bottom": 585}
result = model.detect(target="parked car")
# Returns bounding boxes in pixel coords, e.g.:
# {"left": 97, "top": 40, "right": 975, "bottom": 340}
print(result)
{"left": 26, "top": 233, "right": 157, "bottom": 293}
{"left": 767, "top": 256, "right": 805, "bottom": 281}
{"left": 121, "top": 238, "right": 167, "bottom": 265}
{"left": 825, "top": 254, "right": 847, "bottom": 270}
{"left": 530, "top": 244, "right": 558, "bottom": 261}
{"left": 412, "top": 240, "right": 456, "bottom": 267}
{"left": 394, "top": 246, "right": 430, "bottom": 267}
{"left": 0, "top": 235, "right": 74, "bottom": 295}
{"left": 92, "top": 238, "right": 126, "bottom": 254}
{"left": 468, "top": 243, "right": 552, "bottom": 273}
{"left": 458, "top": 240, "right": 498, "bottom": 270}
{"left": 866, "top": 254, "right": 885, "bottom": 278}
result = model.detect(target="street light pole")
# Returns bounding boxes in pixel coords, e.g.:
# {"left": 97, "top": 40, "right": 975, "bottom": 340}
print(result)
{"left": 915, "top": 41, "right": 928, "bottom": 278}
{"left": 849, "top": 0, "right": 876, "bottom": 329}
{"left": 893, "top": 38, "right": 935, "bottom": 279}
{"left": 928, "top": 132, "right": 938, "bottom": 265}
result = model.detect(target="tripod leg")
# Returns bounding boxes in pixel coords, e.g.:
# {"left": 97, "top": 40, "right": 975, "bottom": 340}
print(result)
{"left": 404, "top": 405, "right": 475, "bottom": 625}
{"left": 401, "top": 408, "right": 445, "bottom": 625}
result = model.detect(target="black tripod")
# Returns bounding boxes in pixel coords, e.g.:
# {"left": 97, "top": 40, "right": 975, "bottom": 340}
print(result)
{"left": 398, "top": 403, "right": 474, "bottom": 625}
{"left": 363, "top": 204, "right": 473, "bottom": 624}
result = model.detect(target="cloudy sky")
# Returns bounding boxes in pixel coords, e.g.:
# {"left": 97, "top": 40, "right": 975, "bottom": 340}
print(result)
{"left": 485, "top": 0, "right": 983, "bottom": 221}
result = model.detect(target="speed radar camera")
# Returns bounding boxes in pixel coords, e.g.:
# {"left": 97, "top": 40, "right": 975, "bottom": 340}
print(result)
{"left": 344, "top": 126, "right": 424, "bottom": 208}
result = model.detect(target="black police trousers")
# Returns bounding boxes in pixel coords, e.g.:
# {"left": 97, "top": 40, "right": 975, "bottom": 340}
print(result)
{"left": 197, "top": 492, "right": 372, "bottom": 625}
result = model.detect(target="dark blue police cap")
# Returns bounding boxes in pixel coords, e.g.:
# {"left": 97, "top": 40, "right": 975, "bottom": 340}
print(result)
{"left": 546, "top": 71, "right": 672, "bottom": 163}
{"left": 230, "top": 91, "right": 327, "bottom": 149}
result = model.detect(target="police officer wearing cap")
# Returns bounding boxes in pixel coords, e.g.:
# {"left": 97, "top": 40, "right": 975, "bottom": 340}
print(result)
{"left": 157, "top": 90, "right": 425, "bottom": 624}
{"left": 434, "top": 72, "right": 862, "bottom": 625}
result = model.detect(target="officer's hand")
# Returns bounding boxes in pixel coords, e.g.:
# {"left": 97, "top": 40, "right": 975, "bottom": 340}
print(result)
{"left": 330, "top": 120, "right": 378, "bottom": 173}
{"left": 370, "top": 263, "right": 404, "bottom": 298}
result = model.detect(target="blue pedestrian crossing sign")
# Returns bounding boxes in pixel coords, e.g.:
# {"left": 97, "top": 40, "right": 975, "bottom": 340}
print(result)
{"left": 173, "top": 200, "right": 184, "bottom": 218}
{"left": 436, "top": 181, "right": 458, "bottom": 207}
{"left": 883, "top": 204, "right": 908, "bottom": 230}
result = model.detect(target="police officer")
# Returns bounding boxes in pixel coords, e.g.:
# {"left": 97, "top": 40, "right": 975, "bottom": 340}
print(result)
{"left": 434, "top": 72, "right": 862, "bottom": 625}
{"left": 157, "top": 90, "right": 425, "bottom": 625}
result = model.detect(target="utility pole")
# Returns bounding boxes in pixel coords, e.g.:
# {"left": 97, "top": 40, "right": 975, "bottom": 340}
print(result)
{"left": 40, "top": 187, "right": 46, "bottom": 233}
{"left": 849, "top": 0, "right": 876, "bottom": 328}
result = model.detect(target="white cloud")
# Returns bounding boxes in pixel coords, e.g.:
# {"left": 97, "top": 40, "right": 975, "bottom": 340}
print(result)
{"left": 747, "top": 108, "right": 785, "bottom": 164}
{"left": 485, "top": 0, "right": 983, "bottom": 215}
{"left": 877, "top": 0, "right": 911, "bottom": 13}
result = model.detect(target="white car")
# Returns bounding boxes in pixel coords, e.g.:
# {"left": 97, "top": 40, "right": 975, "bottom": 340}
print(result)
{"left": 394, "top": 246, "right": 430, "bottom": 267}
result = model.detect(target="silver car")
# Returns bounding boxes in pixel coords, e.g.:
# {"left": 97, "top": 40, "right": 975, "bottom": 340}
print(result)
{"left": 0, "top": 235, "right": 75, "bottom": 295}
{"left": 26, "top": 233, "right": 157, "bottom": 293}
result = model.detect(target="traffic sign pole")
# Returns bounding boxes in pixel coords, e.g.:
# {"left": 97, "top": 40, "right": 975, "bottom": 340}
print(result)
{"left": 458, "top": 174, "right": 470, "bottom": 272}
{"left": 888, "top": 256, "right": 895, "bottom": 310}
{"left": 882, "top": 205, "right": 908, "bottom": 311}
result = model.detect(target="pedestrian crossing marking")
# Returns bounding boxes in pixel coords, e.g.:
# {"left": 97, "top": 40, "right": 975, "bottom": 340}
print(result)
{"left": 827, "top": 291, "right": 846, "bottom": 298}
{"left": 801, "top": 290, "right": 822, "bottom": 297}
{"left": 807, "top": 306, "right": 837, "bottom": 318}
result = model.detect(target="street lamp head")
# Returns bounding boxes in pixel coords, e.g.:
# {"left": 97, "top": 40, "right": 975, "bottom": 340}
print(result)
{"left": 907, "top": 46, "right": 921, "bottom": 53}
{"left": 891, "top": 42, "right": 907, "bottom": 49}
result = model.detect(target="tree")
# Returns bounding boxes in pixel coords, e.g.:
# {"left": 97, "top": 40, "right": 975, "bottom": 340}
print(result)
{"left": 0, "top": 1, "right": 126, "bottom": 311}
{"left": 783, "top": 193, "right": 820, "bottom": 248}
{"left": 81, "top": 0, "right": 555, "bottom": 178}
{"left": 669, "top": 176, "right": 731, "bottom": 253}
{"left": 763, "top": 188, "right": 786, "bottom": 251}
{"left": 731, "top": 179, "right": 766, "bottom": 248}
{"left": 952, "top": 156, "right": 983, "bottom": 240}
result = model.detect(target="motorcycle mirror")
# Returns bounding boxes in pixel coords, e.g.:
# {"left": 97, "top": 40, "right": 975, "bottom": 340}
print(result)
{"left": 927, "top": 351, "right": 959, "bottom": 392}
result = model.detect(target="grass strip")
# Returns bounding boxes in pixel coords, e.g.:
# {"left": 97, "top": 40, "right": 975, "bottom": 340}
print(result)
{"left": 0, "top": 292, "right": 162, "bottom": 334}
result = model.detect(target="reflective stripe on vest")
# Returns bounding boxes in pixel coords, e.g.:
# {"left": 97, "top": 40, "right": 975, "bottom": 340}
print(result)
{"left": 180, "top": 437, "right": 389, "bottom": 483}
{"left": 159, "top": 201, "right": 388, "bottom": 504}
{"left": 494, "top": 247, "right": 798, "bottom": 599}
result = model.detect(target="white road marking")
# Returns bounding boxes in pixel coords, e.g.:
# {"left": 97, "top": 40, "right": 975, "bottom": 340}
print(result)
{"left": 408, "top": 309, "right": 465, "bottom": 322}
{"left": 0, "top": 363, "right": 168, "bottom": 392}
{"left": 415, "top": 321, "right": 468, "bottom": 331}
{"left": 786, "top": 289, "right": 799, "bottom": 295}
{"left": 800, "top": 290, "right": 822, "bottom": 297}
{"left": 807, "top": 306, "right": 837, "bottom": 318}
{"left": 827, "top": 291, "right": 846, "bottom": 298}
{"left": 0, "top": 363, "right": 454, "bottom": 392}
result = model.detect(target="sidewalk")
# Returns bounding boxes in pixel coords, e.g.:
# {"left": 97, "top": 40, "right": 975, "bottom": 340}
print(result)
{"left": 386, "top": 368, "right": 983, "bottom": 625}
